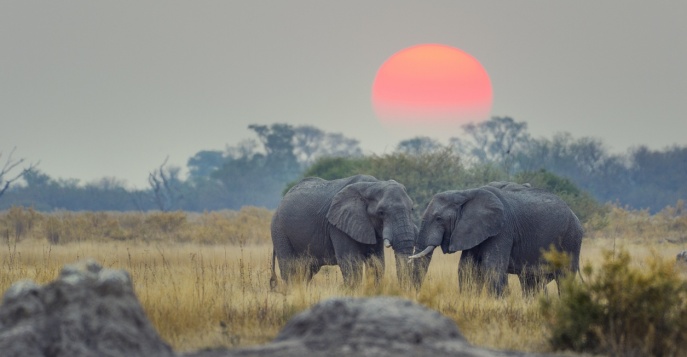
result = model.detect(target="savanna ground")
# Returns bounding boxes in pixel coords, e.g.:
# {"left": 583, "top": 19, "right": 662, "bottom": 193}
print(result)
{"left": 1, "top": 204, "right": 686, "bottom": 354}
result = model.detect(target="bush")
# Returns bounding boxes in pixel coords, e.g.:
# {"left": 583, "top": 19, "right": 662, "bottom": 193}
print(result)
{"left": 42, "top": 211, "right": 130, "bottom": 244}
{"left": 0, "top": 206, "right": 41, "bottom": 242}
{"left": 145, "top": 211, "right": 187, "bottom": 234}
{"left": 191, "top": 207, "right": 273, "bottom": 245}
{"left": 541, "top": 249, "right": 687, "bottom": 356}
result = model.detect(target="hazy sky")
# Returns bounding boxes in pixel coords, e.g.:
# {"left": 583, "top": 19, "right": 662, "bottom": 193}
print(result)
{"left": 2, "top": 1, "right": 685, "bottom": 188}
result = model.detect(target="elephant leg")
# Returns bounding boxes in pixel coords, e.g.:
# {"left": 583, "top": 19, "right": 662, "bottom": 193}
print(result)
{"left": 365, "top": 240, "right": 385, "bottom": 286}
{"left": 331, "top": 229, "right": 365, "bottom": 288}
{"left": 365, "top": 255, "right": 384, "bottom": 286}
{"left": 273, "top": 234, "right": 319, "bottom": 284}
{"left": 305, "top": 264, "right": 322, "bottom": 283}
{"left": 339, "top": 257, "right": 363, "bottom": 287}
{"left": 521, "top": 267, "right": 555, "bottom": 297}
{"left": 458, "top": 249, "right": 482, "bottom": 293}
{"left": 480, "top": 265, "right": 507, "bottom": 296}
{"left": 481, "top": 239, "right": 512, "bottom": 297}
{"left": 554, "top": 269, "right": 573, "bottom": 295}
{"left": 277, "top": 258, "right": 297, "bottom": 284}
{"left": 519, "top": 273, "right": 545, "bottom": 297}
{"left": 272, "top": 231, "right": 300, "bottom": 284}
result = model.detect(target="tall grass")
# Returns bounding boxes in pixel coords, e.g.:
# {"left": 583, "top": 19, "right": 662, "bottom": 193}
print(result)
{"left": 1, "top": 204, "right": 686, "bottom": 353}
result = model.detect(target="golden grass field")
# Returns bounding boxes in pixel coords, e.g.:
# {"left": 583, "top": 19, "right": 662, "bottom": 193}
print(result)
{"left": 1, "top": 204, "right": 686, "bottom": 353}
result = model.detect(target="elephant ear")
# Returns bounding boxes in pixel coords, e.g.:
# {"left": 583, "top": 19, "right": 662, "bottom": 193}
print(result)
{"left": 449, "top": 188, "right": 504, "bottom": 252}
{"left": 326, "top": 182, "right": 377, "bottom": 245}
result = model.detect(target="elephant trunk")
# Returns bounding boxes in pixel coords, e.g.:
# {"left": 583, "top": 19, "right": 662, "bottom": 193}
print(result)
{"left": 409, "top": 254, "right": 432, "bottom": 290}
{"left": 383, "top": 225, "right": 392, "bottom": 248}
{"left": 385, "top": 217, "right": 417, "bottom": 288}
{"left": 408, "top": 224, "right": 442, "bottom": 289}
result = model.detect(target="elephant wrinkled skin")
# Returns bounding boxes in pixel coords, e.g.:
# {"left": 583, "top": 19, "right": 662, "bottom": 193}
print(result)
{"left": 411, "top": 182, "right": 583, "bottom": 296}
{"left": 270, "top": 175, "right": 417, "bottom": 287}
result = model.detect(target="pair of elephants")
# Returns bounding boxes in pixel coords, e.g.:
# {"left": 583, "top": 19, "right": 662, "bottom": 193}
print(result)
{"left": 270, "top": 175, "right": 584, "bottom": 296}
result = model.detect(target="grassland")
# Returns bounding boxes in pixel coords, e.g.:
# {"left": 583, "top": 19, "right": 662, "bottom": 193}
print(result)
{"left": 1, "top": 203, "right": 686, "bottom": 354}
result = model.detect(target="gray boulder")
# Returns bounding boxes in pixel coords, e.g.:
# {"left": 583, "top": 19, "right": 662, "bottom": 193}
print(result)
{"left": 0, "top": 260, "right": 175, "bottom": 357}
{"left": 188, "top": 297, "right": 537, "bottom": 357}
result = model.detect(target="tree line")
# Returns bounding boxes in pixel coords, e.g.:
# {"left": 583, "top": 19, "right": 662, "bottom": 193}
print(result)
{"left": 1, "top": 118, "right": 685, "bottom": 214}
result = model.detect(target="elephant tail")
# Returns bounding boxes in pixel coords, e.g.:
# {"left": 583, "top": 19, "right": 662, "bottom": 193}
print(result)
{"left": 269, "top": 249, "right": 278, "bottom": 290}
{"left": 576, "top": 266, "right": 587, "bottom": 285}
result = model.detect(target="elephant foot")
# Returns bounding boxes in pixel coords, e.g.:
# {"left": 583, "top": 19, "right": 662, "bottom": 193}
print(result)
{"left": 269, "top": 276, "right": 278, "bottom": 291}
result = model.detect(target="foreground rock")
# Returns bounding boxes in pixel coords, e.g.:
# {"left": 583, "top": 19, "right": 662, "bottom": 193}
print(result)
{"left": 0, "top": 261, "right": 544, "bottom": 357}
{"left": 0, "top": 260, "right": 175, "bottom": 357}
{"left": 189, "top": 297, "right": 533, "bottom": 357}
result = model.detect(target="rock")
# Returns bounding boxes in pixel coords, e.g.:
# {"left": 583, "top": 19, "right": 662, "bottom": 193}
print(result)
{"left": 0, "top": 260, "right": 176, "bottom": 357}
{"left": 187, "top": 297, "right": 538, "bottom": 357}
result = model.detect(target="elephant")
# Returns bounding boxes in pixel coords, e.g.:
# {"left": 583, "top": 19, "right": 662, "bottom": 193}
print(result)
{"left": 409, "top": 182, "right": 583, "bottom": 296}
{"left": 487, "top": 181, "right": 531, "bottom": 191}
{"left": 270, "top": 174, "right": 417, "bottom": 288}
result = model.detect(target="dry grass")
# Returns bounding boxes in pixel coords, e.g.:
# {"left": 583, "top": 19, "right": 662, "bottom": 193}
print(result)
{"left": 1, "top": 205, "right": 686, "bottom": 354}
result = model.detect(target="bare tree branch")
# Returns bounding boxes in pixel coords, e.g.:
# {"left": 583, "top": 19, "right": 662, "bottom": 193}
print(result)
{"left": 148, "top": 157, "right": 183, "bottom": 211}
{"left": 0, "top": 147, "right": 38, "bottom": 199}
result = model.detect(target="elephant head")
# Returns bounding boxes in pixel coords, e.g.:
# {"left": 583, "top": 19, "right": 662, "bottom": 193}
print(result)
{"left": 409, "top": 188, "right": 504, "bottom": 288}
{"left": 326, "top": 180, "right": 417, "bottom": 283}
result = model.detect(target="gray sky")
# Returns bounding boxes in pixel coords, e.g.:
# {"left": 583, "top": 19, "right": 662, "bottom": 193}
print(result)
{"left": 2, "top": 1, "right": 685, "bottom": 188}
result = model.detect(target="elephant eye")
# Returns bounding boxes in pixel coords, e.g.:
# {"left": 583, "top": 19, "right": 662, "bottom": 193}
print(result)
{"left": 436, "top": 216, "right": 443, "bottom": 223}
{"left": 377, "top": 210, "right": 385, "bottom": 217}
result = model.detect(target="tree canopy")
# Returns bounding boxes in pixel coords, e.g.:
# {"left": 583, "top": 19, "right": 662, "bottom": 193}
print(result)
{"left": 1, "top": 119, "right": 685, "bottom": 216}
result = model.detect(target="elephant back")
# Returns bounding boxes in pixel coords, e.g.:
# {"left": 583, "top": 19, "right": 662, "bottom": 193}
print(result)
{"left": 287, "top": 175, "right": 378, "bottom": 195}
{"left": 285, "top": 177, "right": 329, "bottom": 195}
{"left": 500, "top": 188, "right": 574, "bottom": 231}
{"left": 280, "top": 175, "right": 380, "bottom": 217}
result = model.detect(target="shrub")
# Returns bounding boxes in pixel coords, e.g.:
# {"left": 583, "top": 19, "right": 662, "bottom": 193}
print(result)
{"left": 191, "top": 207, "right": 272, "bottom": 245}
{"left": 541, "top": 249, "right": 687, "bottom": 356}
{"left": 145, "top": 211, "right": 187, "bottom": 234}
{"left": 41, "top": 211, "right": 129, "bottom": 244}
{"left": 0, "top": 206, "right": 41, "bottom": 242}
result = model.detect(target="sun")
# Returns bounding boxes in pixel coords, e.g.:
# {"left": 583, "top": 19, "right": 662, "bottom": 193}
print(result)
{"left": 372, "top": 44, "right": 492, "bottom": 128}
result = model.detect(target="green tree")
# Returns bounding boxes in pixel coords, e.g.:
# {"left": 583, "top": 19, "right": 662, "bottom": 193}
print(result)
{"left": 396, "top": 136, "right": 442, "bottom": 155}
{"left": 292, "top": 125, "right": 362, "bottom": 165}
{"left": 187, "top": 150, "right": 223, "bottom": 180}
{"left": 451, "top": 116, "right": 531, "bottom": 171}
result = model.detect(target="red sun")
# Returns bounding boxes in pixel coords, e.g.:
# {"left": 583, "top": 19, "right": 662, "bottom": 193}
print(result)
{"left": 372, "top": 44, "right": 492, "bottom": 127}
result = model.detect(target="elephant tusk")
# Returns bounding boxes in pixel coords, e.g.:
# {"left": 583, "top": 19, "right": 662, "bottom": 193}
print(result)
{"left": 383, "top": 239, "right": 391, "bottom": 248}
{"left": 408, "top": 246, "right": 436, "bottom": 260}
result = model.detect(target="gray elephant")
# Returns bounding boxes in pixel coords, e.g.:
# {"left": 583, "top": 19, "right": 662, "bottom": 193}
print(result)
{"left": 270, "top": 175, "right": 417, "bottom": 288}
{"left": 487, "top": 181, "right": 531, "bottom": 191}
{"left": 409, "top": 183, "right": 583, "bottom": 296}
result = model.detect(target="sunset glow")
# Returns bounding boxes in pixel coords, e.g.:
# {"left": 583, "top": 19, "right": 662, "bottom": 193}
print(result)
{"left": 372, "top": 44, "right": 492, "bottom": 126}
